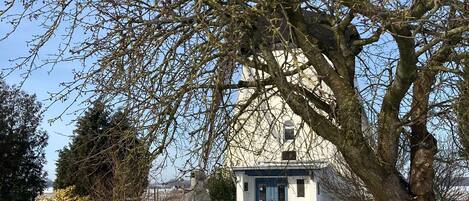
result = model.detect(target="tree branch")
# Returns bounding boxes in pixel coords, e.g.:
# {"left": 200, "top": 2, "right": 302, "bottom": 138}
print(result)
{"left": 416, "top": 25, "right": 469, "bottom": 57}
{"left": 378, "top": 26, "right": 417, "bottom": 166}
{"left": 353, "top": 27, "right": 384, "bottom": 46}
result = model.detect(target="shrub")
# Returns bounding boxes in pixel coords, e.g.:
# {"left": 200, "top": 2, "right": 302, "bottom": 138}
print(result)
{"left": 207, "top": 169, "right": 236, "bottom": 201}
{"left": 36, "top": 186, "right": 90, "bottom": 201}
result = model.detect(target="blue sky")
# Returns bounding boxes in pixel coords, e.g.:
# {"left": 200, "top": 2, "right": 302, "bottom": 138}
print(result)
{"left": 0, "top": 19, "right": 83, "bottom": 181}
{"left": 0, "top": 11, "right": 184, "bottom": 183}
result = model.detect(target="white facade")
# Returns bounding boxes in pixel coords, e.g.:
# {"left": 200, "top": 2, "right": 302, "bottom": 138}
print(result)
{"left": 232, "top": 166, "right": 334, "bottom": 201}
{"left": 227, "top": 50, "right": 338, "bottom": 201}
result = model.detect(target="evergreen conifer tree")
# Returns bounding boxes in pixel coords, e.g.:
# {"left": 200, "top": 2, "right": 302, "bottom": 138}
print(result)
{"left": 54, "top": 102, "right": 149, "bottom": 200}
{"left": 0, "top": 79, "right": 48, "bottom": 201}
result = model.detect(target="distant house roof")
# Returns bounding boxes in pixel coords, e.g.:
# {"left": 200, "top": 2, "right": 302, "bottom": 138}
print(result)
{"left": 148, "top": 179, "right": 190, "bottom": 189}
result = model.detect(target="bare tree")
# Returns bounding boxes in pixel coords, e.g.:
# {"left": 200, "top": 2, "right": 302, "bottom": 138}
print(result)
{"left": 1, "top": 1, "right": 468, "bottom": 201}
{"left": 433, "top": 155, "right": 467, "bottom": 201}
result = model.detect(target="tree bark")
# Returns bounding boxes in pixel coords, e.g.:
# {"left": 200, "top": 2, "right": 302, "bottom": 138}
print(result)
{"left": 282, "top": 3, "right": 414, "bottom": 200}
{"left": 408, "top": 34, "right": 460, "bottom": 200}
{"left": 410, "top": 70, "right": 438, "bottom": 201}
{"left": 410, "top": 125, "right": 437, "bottom": 201}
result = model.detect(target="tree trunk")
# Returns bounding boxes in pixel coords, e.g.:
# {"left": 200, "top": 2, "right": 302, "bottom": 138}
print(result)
{"left": 340, "top": 145, "right": 412, "bottom": 201}
{"left": 410, "top": 126, "right": 437, "bottom": 201}
{"left": 410, "top": 70, "right": 438, "bottom": 201}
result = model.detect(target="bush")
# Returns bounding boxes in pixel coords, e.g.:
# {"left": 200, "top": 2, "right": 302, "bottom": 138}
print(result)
{"left": 207, "top": 169, "right": 236, "bottom": 201}
{"left": 36, "top": 186, "right": 90, "bottom": 201}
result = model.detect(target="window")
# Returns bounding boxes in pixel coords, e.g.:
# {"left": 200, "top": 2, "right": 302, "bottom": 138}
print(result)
{"left": 281, "top": 151, "right": 296, "bottom": 160}
{"left": 297, "top": 179, "right": 305, "bottom": 197}
{"left": 244, "top": 182, "right": 248, "bottom": 191}
{"left": 284, "top": 120, "right": 295, "bottom": 140}
{"left": 278, "top": 185, "right": 286, "bottom": 201}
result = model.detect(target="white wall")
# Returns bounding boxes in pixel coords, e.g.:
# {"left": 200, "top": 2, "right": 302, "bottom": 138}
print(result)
{"left": 235, "top": 172, "right": 331, "bottom": 201}
{"left": 229, "top": 49, "right": 341, "bottom": 201}
{"left": 235, "top": 171, "right": 256, "bottom": 201}
{"left": 226, "top": 49, "right": 337, "bottom": 168}
{"left": 286, "top": 176, "right": 316, "bottom": 201}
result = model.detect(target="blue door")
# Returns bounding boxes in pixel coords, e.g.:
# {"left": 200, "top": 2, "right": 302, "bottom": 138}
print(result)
{"left": 256, "top": 178, "right": 288, "bottom": 201}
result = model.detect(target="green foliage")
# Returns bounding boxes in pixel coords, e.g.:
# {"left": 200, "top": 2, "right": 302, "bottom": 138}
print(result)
{"left": 54, "top": 101, "right": 110, "bottom": 196}
{"left": 54, "top": 101, "right": 150, "bottom": 200}
{"left": 207, "top": 169, "right": 236, "bottom": 201}
{"left": 0, "top": 78, "right": 48, "bottom": 201}
{"left": 36, "top": 186, "right": 90, "bottom": 201}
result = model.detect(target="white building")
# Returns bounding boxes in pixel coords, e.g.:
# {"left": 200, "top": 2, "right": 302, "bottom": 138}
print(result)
{"left": 227, "top": 49, "right": 338, "bottom": 201}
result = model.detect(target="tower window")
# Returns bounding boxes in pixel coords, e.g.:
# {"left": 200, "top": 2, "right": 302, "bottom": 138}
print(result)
{"left": 244, "top": 182, "right": 248, "bottom": 191}
{"left": 281, "top": 151, "right": 296, "bottom": 160}
{"left": 284, "top": 120, "right": 295, "bottom": 140}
